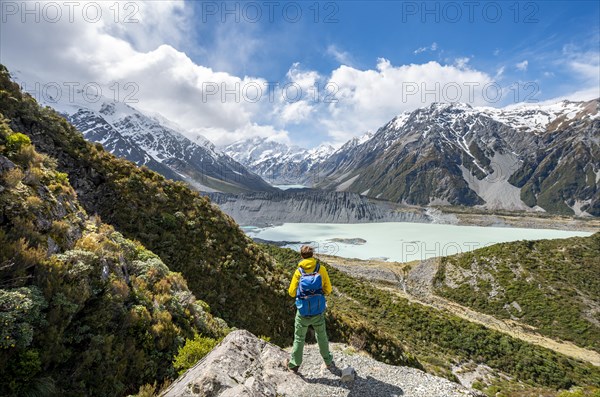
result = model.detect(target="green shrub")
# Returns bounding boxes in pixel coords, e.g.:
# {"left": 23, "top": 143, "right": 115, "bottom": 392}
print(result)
{"left": 558, "top": 388, "right": 585, "bottom": 397}
{"left": 6, "top": 132, "right": 30, "bottom": 152}
{"left": 172, "top": 334, "right": 220, "bottom": 375}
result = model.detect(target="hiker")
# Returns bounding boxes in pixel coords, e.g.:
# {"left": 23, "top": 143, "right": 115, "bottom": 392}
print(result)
{"left": 287, "top": 245, "right": 335, "bottom": 373}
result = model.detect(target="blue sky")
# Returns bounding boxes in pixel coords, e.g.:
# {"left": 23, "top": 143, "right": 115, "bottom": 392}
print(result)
{"left": 2, "top": 1, "right": 599, "bottom": 148}
{"left": 183, "top": 0, "right": 599, "bottom": 98}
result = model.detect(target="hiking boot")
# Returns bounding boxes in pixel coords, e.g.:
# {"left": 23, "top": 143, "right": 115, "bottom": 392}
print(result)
{"left": 286, "top": 360, "right": 299, "bottom": 373}
{"left": 320, "top": 361, "right": 337, "bottom": 373}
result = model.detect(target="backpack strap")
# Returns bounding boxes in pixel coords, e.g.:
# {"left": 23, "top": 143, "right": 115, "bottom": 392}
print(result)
{"left": 298, "top": 267, "right": 306, "bottom": 275}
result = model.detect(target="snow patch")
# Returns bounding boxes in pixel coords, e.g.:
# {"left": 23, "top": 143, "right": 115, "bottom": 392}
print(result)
{"left": 571, "top": 199, "right": 593, "bottom": 217}
{"left": 336, "top": 174, "right": 360, "bottom": 191}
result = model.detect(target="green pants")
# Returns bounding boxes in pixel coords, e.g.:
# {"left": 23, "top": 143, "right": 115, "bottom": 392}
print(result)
{"left": 289, "top": 311, "right": 333, "bottom": 368}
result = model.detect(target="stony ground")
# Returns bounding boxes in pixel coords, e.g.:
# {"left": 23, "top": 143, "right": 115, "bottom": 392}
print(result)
{"left": 287, "top": 342, "right": 482, "bottom": 397}
{"left": 161, "top": 330, "right": 481, "bottom": 397}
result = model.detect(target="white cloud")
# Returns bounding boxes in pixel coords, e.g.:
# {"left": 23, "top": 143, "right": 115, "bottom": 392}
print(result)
{"left": 279, "top": 100, "right": 314, "bottom": 124}
{"left": 454, "top": 57, "right": 470, "bottom": 69}
{"left": 326, "top": 45, "right": 353, "bottom": 66}
{"left": 286, "top": 63, "right": 320, "bottom": 92}
{"left": 495, "top": 66, "right": 505, "bottom": 79}
{"left": 319, "top": 59, "right": 493, "bottom": 144}
{"left": 1, "top": 1, "right": 288, "bottom": 146}
{"left": 190, "top": 123, "right": 291, "bottom": 146}
{"left": 516, "top": 60, "right": 529, "bottom": 71}
{"left": 414, "top": 42, "right": 438, "bottom": 54}
{"left": 3, "top": 1, "right": 596, "bottom": 151}
{"left": 557, "top": 47, "right": 600, "bottom": 100}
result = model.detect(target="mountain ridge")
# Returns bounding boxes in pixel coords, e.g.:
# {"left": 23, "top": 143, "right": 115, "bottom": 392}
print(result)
{"left": 225, "top": 99, "right": 600, "bottom": 216}
{"left": 12, "top": 72, "right": 274, "bottom": 194}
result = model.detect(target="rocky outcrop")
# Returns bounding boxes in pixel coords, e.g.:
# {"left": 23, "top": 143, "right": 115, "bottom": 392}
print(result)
{"left": 162, "top": 330, "right": 482, "bottom": 397}
{"left": 207, "top": 190, "right": 430, "bottom": 226}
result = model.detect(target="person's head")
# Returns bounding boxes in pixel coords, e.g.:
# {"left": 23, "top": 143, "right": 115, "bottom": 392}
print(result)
{"left": 300, "top": 245, "right": 314, "bottom": 259}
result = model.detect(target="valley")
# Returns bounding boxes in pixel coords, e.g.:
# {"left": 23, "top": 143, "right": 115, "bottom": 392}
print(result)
{"left": 3, "top": 1, "right": 600, "bottom": 395}
{"left": 319, "top": 254, "right": 600, "bottom": 367}
{"left": 2, "top": 65, "right": 598, "bottom": 397}
{"left": 224, "top": 100, "right": 600, "bottom": 217}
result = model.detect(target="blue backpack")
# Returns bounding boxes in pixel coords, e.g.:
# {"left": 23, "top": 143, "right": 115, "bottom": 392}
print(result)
{"left": 295, "top": 261, "right": 327, "bottom": 317}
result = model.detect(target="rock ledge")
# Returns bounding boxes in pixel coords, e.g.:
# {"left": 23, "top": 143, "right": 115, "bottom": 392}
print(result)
{"left": 162, "top": 330, "right": 482, "bottom": 397}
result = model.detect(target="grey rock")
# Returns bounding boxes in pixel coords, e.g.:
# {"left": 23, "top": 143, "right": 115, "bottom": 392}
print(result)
{"left": 47, "top": 237, "right": 60, "bottom": 256}
{"left": 162, "top": 330, "right": 483, "bottom": 397}
{"left": 0, "top": 155, "right": 16, "bottom": 174}
{"left": 341, "top": 366, "right": 356, "bottom": 382}
{"left": 161, "top": 330, "right": 306, "bottom": 397}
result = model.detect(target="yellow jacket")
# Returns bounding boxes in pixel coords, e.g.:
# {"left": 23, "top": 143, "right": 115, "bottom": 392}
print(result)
{"left": 288, "top": 257, "right": 332, "bottom": 297}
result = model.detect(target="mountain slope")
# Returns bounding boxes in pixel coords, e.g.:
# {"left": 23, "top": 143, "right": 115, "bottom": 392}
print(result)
{"left": 435, "top": 232, "right": 600, "bottom": 353}
{"left": 223, "top": 101, "right": 599, "bottom": 216}
{"left": 263, "top": 244, "right": 600, "bottom": 396}
{"left": 0, "top": 65, "right": 292, "bottom": 344}
{"left": 3, "top": 64, "right": 599, "bottom": 396}
{"left": 317, "top": 101, "right": 600, "bottom": 215}
{"left": 223, "top": 136, "right": 335, "bottom": 186}
{"left": 207, "top": 190, "right": 430, "bottom": 226}
{"left": 14, "top": 74, "right": 274, "bottom": 193}
{"left": 0, "top": 119, "right": 227, "bottom": 396}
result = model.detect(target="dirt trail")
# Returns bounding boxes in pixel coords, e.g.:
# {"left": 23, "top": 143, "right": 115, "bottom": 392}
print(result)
{"left": 320, "top": 254, "right": 600, "bottom": 367}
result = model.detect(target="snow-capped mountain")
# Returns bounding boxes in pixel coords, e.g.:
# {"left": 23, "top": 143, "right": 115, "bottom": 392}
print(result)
{"left": 20, "top": 81, "right": 274, "bottom": 193}
{"left": 223, "top": 137, "right": 335, "bottom": 186}
{"left": 225, "top": 99, "right": 599, "bottom": 216}
{"left": 316, "top": 99, "right": 600, "bottom": 216}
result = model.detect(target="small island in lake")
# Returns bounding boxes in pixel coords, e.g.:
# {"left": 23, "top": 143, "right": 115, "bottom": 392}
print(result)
{"left": 328, "top": 238, "right": 367, "bottom": 245}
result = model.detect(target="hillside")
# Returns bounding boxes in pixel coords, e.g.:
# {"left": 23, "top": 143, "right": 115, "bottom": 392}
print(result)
{"left": 207, "top": 190, "right": 429, "bottom": 226}
{"left": 2, "top": 64, "right": 599, "bottom": 397}
{"left": 263, "top": 244, "right": 600, "bottom": 397}
{"left": 434, "top": 233, "right": 600, "bottom": 353}
{"left": 225, "top": 101, "right": 600, "bottom": 216}
{"left": 316, "top": 101, "right": 600, "bottom": 216}
{"left": 0, "top": 65, "right": 293, "bottom": 344}
{"left": 0, "top": 119, "right": 228, "bottom": 396}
